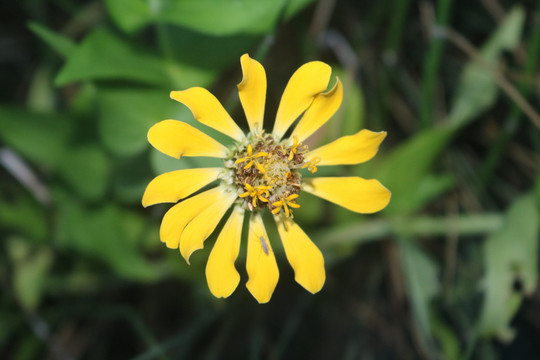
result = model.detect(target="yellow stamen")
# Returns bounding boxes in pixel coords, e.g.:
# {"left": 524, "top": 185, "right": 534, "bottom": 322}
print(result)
{"left": 302, "top": 156, "right": 321, "bottom": 173}
{"left": 272, "top": 200, "right": 283, "bottom": 207}
{"left": 288, "top": 136, "right": 299, "bottom": 160}
{"left": 254, "top": 161, "right": 266, "bottom": 174}
{"left": 247, "top": 144, "right": 253, "bottom": 156}
{"left": 244, "top": 160, "right": 254, "bottom": 169}
{"left": 286, "top": 194, "right": 298, "bottom": 201}
{"left": 287, "top": 202, "right": 300, "bottom": 209}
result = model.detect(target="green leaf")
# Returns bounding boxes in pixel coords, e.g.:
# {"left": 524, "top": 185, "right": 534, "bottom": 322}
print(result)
{"left": 479, "top": 193, "right": 539, "bottom": 340}
{"left": 98, "top": 88, "right": 186, "bottom": 156}
{"left": 27, "top": 22, "right": 75, "bottom": 57}
{"left": 98, "top": 86, "right": 227, "bottom": 157}
{"left": 56, "top": 199, "right": 160, "bottom": 281}
{"left": 155, "top": 26, "right": 259, "bottom": 72}
{"left": 373, "top": 126, "right": 454, "bottom": 215}
{"left": 105, "top": 0, "right": 312, "bottom": 36}
{"left": 399, "top": 239, "right": 439, "bottom": 348}
{"left": 0, "top": 106, "right": 72, "bottom": 167}
{"left": 57, "top": 145, "right": 109, "bottom": 200}
{"left": 55, "top": 28, "right": 172, "bottom": 86}
{"left": 7, "top": 238, "right": 52, "bottom": 311}
{"left": 449, "top": 7, "right": 525, "bottom": 127}
{"left": 0, "top": 191, "right": 47, "bottom": 241}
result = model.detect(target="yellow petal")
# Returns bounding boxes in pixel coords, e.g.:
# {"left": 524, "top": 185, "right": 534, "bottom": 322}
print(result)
{"left": 275, "top": 217, "right": 325, "bottom": 293}
{"left": 272, "top": 61, "right": 332, "bottom": 140}
{"left": 291, "top": 78, "right": 343, "bottom": 142}
{"left": 238, "top": 54, "right": 266, "bottom": 134}
{"left": 206, "top": 206, "right": 244, "bottom": 298}
{"left": 148, "top": 120, "right": 228, "bottom": 159}
{"left": 142, "top": 168, "right": 222, "bottom": 207}
{"left": 159, "top": 187, "right": 223, "bottom": 249}
{"left": 306, "top": 130, "right": 387, "bottom": 166}
{"left": 303, "top": 177, "right": 391, "bottom": 213}
{"left": 180, "top": 190, "right": 237, "bottom": 263}
{"left": 170, "top": 87, "right": 244, "bottom": 141}
{"left": 246, "top": 213, "right": 279, "bottom": 303}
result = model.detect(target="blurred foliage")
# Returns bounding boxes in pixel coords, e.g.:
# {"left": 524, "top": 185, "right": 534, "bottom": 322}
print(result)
{"left": 1, "top": 0, "right": 540, "bottom": 359}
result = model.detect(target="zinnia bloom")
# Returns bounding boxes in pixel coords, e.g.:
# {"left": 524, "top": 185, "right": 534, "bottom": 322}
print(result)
{"left": 142, "top": 54, "right": 391, "bottom": 303}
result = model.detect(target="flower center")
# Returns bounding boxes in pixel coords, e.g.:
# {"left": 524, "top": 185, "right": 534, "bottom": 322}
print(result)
{"left": 226, "top": 132, "right": 316, "bottom": 217}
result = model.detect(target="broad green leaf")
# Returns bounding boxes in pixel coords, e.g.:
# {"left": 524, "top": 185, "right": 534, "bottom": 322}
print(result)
{"left": 0, "top": 191, "right": 47, "bottom": 241}
{"left": 98, "top": 88, "right": 182, "bottom": 156}
{"left": 56, "top": 199, "right": 159, "bottom": 281}
{"left": 106, "top": 0, "right": 314, "bottom": 36}
{"left": 98, "top": 86, "right": 227, "bottom": 157}
{"left": 449, "top": 7, "right": 525, "bottom": 126}
{"left": 0, "top": 107, "right": 72, "bottom": 167}
{"left": 57, "top": 145, "right": 109, "bottom": 200}
{"left": 479, "top": 193, "right": 539, "bottom": 340}
{"left": 7, "top": 238, "right": 52, "bottom": 311}
{"left": 154, "top": 26, "right": 259, "bottom": 72}
{"left": 284, "top": 0, "right": 316, "bottom": 19}
{"left": 56, "top": 28, "right": 172, "bottom": 86}
{"left": 27, "top": 22, "right": 75, "bottom": 57}
{"left": 373, "top": 126, "right": 454, "bottom": 215}
{"left": 399, "top": 239, "right": 439, "bottom": 348}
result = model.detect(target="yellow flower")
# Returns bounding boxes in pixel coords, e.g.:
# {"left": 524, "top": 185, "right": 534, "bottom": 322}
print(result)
{"left": 142, "top": 54, "right": 391, "bottom": 303}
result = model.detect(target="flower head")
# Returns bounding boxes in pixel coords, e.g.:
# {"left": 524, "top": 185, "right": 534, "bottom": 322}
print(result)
{"left": 142, "top": 54, "right": 391, "bottom": 303}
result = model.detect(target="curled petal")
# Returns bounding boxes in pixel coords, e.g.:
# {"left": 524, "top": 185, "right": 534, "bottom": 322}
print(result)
{"left": 238, "top": 54, "right": 266, "bottom": 134}
{"left": 272, "top": 62, "right": 331, "bottom": 140}
{"left": 148, "top": 120, "right": 228, "bottom": 159}
{"left": 291, "top": 78, "right": 343, "bottom": 142}
{"left": 170, "top": 87, "right": 244, "bottom": 141}
{"left": 303, "top": 177, "right": 391, "bottom": 214}
{"left": 159, "top": 187, "right": 224, "bottom": 249}
{"left": 142, "top": 168, "right": 222, "bottom": 207}
{"left": 306, "top": 130, "right": 387, "bottom": 166}
{"left": 246, "top": 213, "right": 279, "bottom": 303}
{"left": 275, "top": 217, "right": 325, "bottom": 293}
{"left": 180, "top": 190, "right": 237, "bottom": 263}
{"left": 206, "top": 206, "right": 244, "bottom": 298}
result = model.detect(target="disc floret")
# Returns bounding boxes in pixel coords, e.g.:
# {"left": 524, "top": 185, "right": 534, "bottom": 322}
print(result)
{"left": 226, "top": 132, "right": 315, "bottom": 217}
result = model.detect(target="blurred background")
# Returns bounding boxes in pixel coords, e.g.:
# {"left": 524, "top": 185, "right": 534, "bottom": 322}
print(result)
{"left": 1, "top": 0, "right": 540, "bottom": 359}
